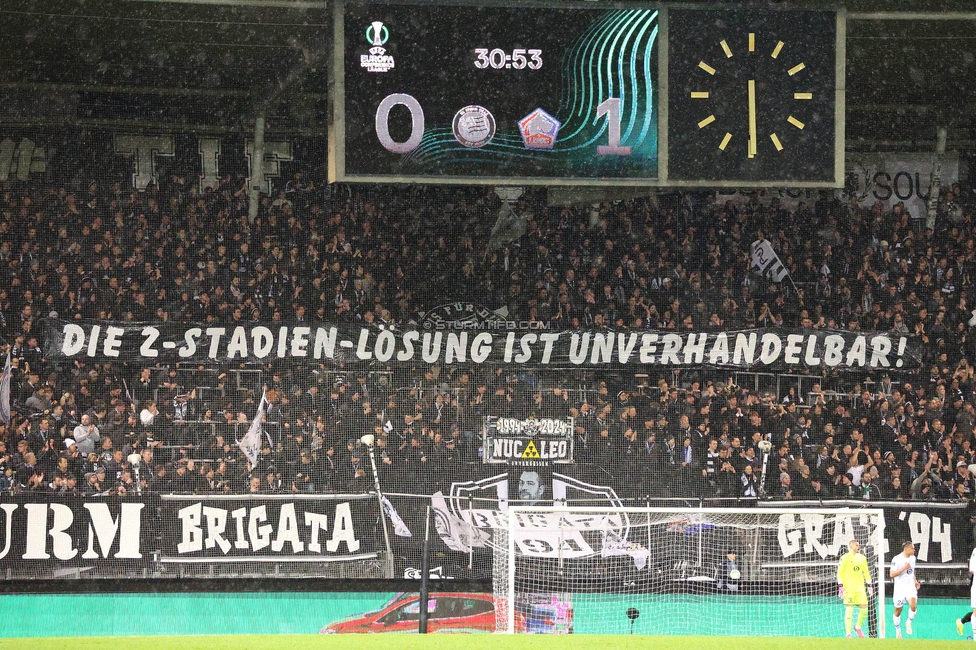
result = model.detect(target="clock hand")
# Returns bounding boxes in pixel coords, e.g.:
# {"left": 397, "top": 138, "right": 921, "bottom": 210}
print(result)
{"left": 748, "top": 79, "right": 757, "bottom": 158}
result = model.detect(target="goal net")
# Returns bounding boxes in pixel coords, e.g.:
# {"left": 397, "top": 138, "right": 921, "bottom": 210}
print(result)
{"left": 493, "top": 507, "right": 885, "bottom": 638}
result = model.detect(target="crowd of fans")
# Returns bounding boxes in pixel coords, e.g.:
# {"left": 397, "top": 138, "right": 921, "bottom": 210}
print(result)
{"left": 0, "top": 168, "right": 975, "bottom": 503}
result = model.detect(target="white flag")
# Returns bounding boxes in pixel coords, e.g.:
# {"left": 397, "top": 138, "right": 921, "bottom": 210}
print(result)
{"left": 600, "top": 534, "right": 650, "bottom": 571}
{"left": 238, "top": 391, "right": 266, "bottom": 468}
{"left": 430, "top": 492, "right": 490, "bottom": 552}
{"left": 381, "top": 496, "right": 412, "bottom": 537}
{"left": 750, "top": 239, "right": 789, "bottom": 283}
{"left": 0, "top": 350, "right": 10, "bottom": 425}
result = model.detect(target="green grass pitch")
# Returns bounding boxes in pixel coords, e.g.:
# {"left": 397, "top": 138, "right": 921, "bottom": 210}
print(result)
{"left": 0, "top": 637, "right": 960, "bottom": 650}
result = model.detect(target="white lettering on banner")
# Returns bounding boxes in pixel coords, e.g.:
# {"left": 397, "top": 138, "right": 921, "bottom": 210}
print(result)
{"left": 231, "top": 507, "right": 249, "bottom": 549}
{"left": 23, "top": 503, "right": 51, "bottom": 559}
{"left": 53, "top": 322, "right": 917, "bottom": 370}
{"left": 198, "top": 138, "right": 221, "bottom": 192}
{"left": 778, "top": 513, "right": 802, "bottom": 558}
{"left": 326, "top": 502, "right": 360, "bottom": 553}
{"left": 178, "top": 503, "right": 202, "bottom": 553}
{"left": 248, "top": 506, "right": 272, "bottom": 552}
{"left": 489, "top": 438, "right": 569, "bottom": 461}
{"left": 245, "top": 140, "right": 293, "bottom": 195}
{"left": 778, "top": 513, "right": 860, "bottom": 559}
{"left": 899, "top": 511, "right": 952, "bottom": 563}
{"left": 0, "top": 137, "right": 46, "bottom": 182}
{"left": 304, "top": 512, "right": 330, "bottom": 553}
{"left": 114, "top": 135, "right": 175, "bottom": 191}
{"left": 271, "top": 503, "right": 304, "bottom": 553}
{"left": 714, "top": 154, "right": 959, "bottom": 220}
{"left": 175, "top": 502, "right": 361, "bottom": 556}
{"left": 494, "top": 418, "right": 572, "bottom": 436}
{"left": 141, "top": 326, "right": 160, "bottom": 358}
{"left": 8, "top": 502, "right": 144, "bottom": 560}
{"left": 0, "top": 504, "right": 16, "bottom": 559}
{"left": 515, "top": 531, "right": 593, "bottom": 558}
{"left": 203, "top": 506, "right": 231, "bottom": 553}
{"left": 510, "top": 511, "right": 632, "bottom": 559}
{"left": 49, "top": 504, "right": 77, "bottom": 561}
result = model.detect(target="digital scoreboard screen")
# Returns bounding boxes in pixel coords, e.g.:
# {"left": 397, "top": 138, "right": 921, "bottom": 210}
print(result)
{"left": 336, "top": 1, "right": 660, "bottom": 184}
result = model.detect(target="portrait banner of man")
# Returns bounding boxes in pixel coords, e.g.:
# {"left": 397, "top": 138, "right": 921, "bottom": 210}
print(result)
{"left": 512, "top": 467, "right": 552, "bottom": 507}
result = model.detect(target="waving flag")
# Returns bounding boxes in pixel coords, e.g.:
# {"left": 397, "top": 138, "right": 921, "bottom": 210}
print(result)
{"left": 0, "top": 350, "right": 10, "bottom": 425}
{"left": 750, "top": 239, "right": 790, "bottom": 283}
{"left": 238, "top": 391, "right": 266, "bottom": 468}
{"left": 381, "top": 496, "right": 412, "bottom": 538}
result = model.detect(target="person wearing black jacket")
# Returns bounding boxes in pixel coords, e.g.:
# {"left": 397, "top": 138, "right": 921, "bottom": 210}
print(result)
{"left": 647, "top": 433, "right": 676, "bottom": 497}
{"left": 858, "top": 472, "right": 883, "bottom": 500}
{"left": 792, "top": 465, "right": 816, "bottom": 499}
{"left": 169, "top": 461, "right": 197, "bottom": 493}
{"left": 715, "top": 451, "right": 740, "bottom": 497}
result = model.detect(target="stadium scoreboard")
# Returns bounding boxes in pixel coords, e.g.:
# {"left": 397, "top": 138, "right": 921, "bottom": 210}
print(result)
{"left": 330, "top": 2, "right": 845, "bottom": 187}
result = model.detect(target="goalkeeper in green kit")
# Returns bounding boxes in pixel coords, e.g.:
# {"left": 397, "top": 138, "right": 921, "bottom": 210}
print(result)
{"left": 837, "top": 540, "right": 872, "bottom": 638}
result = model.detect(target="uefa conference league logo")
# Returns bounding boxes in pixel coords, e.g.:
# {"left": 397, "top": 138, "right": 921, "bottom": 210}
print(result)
{"left": 364, "top": 22, "right": 561, "bottom": 150}
{"left": 361, "top": 21, "right": 395, "bottom": 73}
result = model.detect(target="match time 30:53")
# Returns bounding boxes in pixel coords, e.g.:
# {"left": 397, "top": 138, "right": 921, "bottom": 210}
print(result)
{"left": 474, "top": 48, "right": 543, "bottom": 70}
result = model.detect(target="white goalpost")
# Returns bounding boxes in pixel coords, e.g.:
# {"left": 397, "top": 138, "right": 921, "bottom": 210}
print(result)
{"left": 494, "top": 506, "right": 885, "bottom": 638}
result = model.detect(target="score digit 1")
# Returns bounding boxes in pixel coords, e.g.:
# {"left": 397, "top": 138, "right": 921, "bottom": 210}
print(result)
{"left": 596, "top": 98, "right": 631, "bottom": 156}
{"left": 374, "top": 94, "right": 630, "bottom": 155}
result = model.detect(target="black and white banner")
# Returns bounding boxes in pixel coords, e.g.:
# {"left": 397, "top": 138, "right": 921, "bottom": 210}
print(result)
{"left": 42, "top": 319, "right": 922, "bottom": 371}
{"left": 160, "top": 494, "right": 379, "bottom": 563}
{"left": 715, "top": 152, "right": 962, "bottom": 220}
{"left": 0, "top": 496, "right": 150, "bottom": 567}
{"left": 426, "top": 471, "right": 630, "bottom": 556}
{"left": 483, "top": 417, "right": 574, "bottom": 466}
{"left": 0, "top": 493, "right": 970, "bottom": 578}
{"left": 846, "top": 153, "right": 962, "bottom": 220}
{"left": 766, "top": 501, "right": 971, "bottom": 564}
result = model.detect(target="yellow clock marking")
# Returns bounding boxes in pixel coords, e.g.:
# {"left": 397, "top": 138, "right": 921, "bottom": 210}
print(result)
{"left": 788, "top": 62, "right": 806, "bottom": 76}
{"left": 748, "top": 33, "right": 755, "bottom": 52}
{"left": 698, "top": 61, "right": 716, "bottom": 75}
{"left": 771, "top": 41, "right": 784, "bottom": 59}
{"left": 698, "top": 115, "right": 716, "bottom": 128}
{"left": 720, "top": 40, "right": 733, "bottom": 58}
{"left": 770, "top": 133, "right": 784, "bottom": 151}
{"left": 788, "top": 116, "right": 805, "bottom": 130}
{"left": 691, "top": 92, "right": 710, "bottom": 99}
{"left": 719, "top": 132, "right": 733, "bottom": 151}
{"left": 748, "top": 80, "right": 757, "bottom": 157}
{"left": 794, "top": 92, "right": 813, "bottom": 100}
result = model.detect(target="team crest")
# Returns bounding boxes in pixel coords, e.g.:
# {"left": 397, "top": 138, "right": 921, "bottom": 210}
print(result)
{"left": 518, "top": 108, "right": 561, "bottom": 150}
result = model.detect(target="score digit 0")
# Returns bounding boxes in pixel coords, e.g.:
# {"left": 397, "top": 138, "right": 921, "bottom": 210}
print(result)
{"left": 374, "top": 93, "right": 631, "bottom": 156}
{"left": 375, "top": 94, "right": 426, "bottom": 154}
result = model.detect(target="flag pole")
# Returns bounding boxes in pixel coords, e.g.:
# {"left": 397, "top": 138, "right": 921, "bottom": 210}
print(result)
{"left": 786, "top": 274, "right": 803, "bottom": 304}
{"left": 419, "top": 504, "right": 433, "bottom": 634}
{"left": 360, "top": 433, "right": 394, "bottom": 579}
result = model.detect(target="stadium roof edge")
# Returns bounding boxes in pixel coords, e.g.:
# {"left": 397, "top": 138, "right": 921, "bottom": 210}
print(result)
{"left": 127, "top": 0, "right": 329, "bottom": 8}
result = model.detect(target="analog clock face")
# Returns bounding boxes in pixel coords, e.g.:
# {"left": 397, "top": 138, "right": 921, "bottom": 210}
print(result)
{"left": 668, "top": 10, "right": 838, "bottom": 184}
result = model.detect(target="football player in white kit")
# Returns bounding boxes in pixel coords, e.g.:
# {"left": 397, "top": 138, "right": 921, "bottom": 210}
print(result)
{"left": 890, "top": 541, "right": 920, "bottom": 637}
{"left": 959, "top": 546, "right": 976, "bottom": 637}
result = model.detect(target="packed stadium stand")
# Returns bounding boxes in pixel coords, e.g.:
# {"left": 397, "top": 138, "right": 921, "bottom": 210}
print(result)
{"left": 0, "top": 169, "right": 974, "bottom": 505}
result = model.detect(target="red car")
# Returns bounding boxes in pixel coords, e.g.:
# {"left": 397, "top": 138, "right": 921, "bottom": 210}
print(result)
{"left": 321, "top": 592, "right": 498, "bottom": 634}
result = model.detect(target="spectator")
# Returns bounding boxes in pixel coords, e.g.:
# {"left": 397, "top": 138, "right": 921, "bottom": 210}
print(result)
{"left": 72, "top": 414, "right": 100, "bottom": 455}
